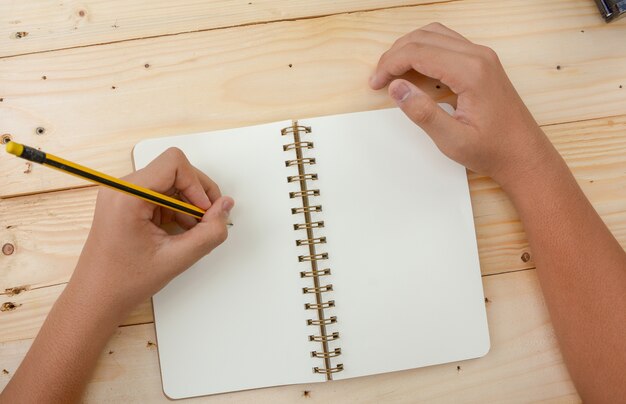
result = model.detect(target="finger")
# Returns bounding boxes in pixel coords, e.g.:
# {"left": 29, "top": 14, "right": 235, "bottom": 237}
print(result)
{"left": 151, "top": 207, "right": 162, "bottom": 226}
{"left": 155, "top": 193, "right": 194, "bottom": 227}
{"left": 387, "top": 25, "right": 473, "bottom": 56}
{"left": 160, "top": 206, "right": 176, "bottom": 225}
{"left": 163, "top": 169, "right": 219, "bottom": 202}
{"left": 419, "top": 22, "right": 471, "bottom": 42}
{"left": 388, "top": 79, "right": 467, "bottom": 148}
{"left": 164, "top": 196, "right": 235, "bottom": 272}
{"left": 370, "top": 24, "right": 473, "bottom": 90}
{"left": 370, "top": 43, "right": 474, "bottom": 92}
{"left": 174, "top": 211, "right": 198, "bottom": 230}
{"left": 194, "top": 167, "right": 222, "bottom": 203}
{"left": 130, "top": 148, "right": 211, "bottom": 210}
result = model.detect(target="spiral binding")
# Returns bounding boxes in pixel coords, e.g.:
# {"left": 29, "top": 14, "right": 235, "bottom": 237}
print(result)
{"left": 287, "top": 173, "right": 318, "bottom": 183}
{"left": 305, "top": 300, "right": 335, "bottom": 309}
{"left": 309, "top": 332, "right": 339, "bottom": 342}
{"left": 303, "top": 285, "right": 333, "bottom": 294}
{"left": 299, "top": 253, "right": 328, "bottom": 262}
{"left": 282, "top": 121, "right": 343, "bottom": 380}
{"left": 283, "top": 141, "right": 313, "bottom": 151}
{"left": 314, "top": 364, "right": 344, "bottom": 374}
{"left": 311, "top": 348, "right": 342, "bottom": 358}
{"left": 300, "top": 268, "right": 331, "bottom": 278}
{"left": 290, "top": 189, "right": 320, "bottom": 198}
{"left": 291, "top": 206, "right": 322, "bottom": 214}
{"left": 285, "top": 157, "right": 316, "bottom": 167}
{"left": 294, "top": 221, "right": 324, "bottom": 230}
{"left": 296, "top": 237, "right": 326, "bottom": 246}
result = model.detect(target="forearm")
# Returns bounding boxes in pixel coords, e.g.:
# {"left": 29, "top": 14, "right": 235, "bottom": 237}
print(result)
{"left": 502, "top": 146, "right": 626, "bottom": 403}
{"left": 0, "top": 269, "right": 124, "bottom": 403}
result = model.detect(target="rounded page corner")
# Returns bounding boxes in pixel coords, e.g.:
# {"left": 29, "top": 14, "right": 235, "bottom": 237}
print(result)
{"left": 161, "top": 381, "right": 185, "bottom": 401}
{"left": 475, "top": 333, "right": 492, "bottom": 359}
{"left": 131, "top": 138, "right": 159, "bottom": 171}
{"left": 131, "top": 139, "right": 149, "bottom": 160}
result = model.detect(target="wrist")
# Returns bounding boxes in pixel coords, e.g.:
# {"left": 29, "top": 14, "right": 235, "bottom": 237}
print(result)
{"left": 65, "top": 262, "right": 135, "bottom": 327}
{"left": 498, "top": 147, "right": 573, "bottom": 210}
{"left": 492, "top": 127, "right": 562, "bottom": 192}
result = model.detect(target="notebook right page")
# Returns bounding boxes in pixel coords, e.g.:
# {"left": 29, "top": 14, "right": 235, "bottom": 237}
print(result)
{"left": 301, "top": 107, "right": 490, "bottom": 380}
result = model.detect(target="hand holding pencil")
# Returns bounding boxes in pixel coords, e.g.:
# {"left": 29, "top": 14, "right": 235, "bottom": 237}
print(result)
{"left": 6, "top": 142, "right": 234, "bottom": 310}
{"left": 77, "top": 147, "right": 234, "bottom": 310}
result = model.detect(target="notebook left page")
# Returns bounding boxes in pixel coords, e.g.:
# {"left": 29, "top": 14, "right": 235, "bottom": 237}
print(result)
{"left": 133, "top": 121, "right": 319, "bottom": 399}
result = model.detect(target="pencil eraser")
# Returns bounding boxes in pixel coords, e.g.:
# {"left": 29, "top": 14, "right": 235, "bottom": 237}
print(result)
{"left": 5, "top": 141, "right": 24, "bottom": 157}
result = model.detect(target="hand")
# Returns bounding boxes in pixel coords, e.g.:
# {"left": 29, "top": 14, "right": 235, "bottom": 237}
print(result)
{"left": 71, "top": 147, "right": 234, "bottom": 316}
{"left": 370, "top": 23, "right": 557, "bottom": 186}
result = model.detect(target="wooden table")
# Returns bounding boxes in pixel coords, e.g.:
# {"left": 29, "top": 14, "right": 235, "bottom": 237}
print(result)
{"left": 1, "top": 0, "right": 624, "bottom": 402}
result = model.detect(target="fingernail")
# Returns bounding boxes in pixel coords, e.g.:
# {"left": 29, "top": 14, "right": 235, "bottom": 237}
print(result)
{"left": 221, "top": 198, "right": 234, "bottom": 215}
{"left": 390, "top": 82, "right": 411, "bottom": 103}
{"left": 369, "top": 74, "right": 379, "bottom": 87}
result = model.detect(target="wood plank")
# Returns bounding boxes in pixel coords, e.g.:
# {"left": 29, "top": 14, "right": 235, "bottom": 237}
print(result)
{"left": 1, "top": 0, "right": 625, "bottom": 197}
{"left": 1, "top": 189, "right": 92, "bottom": 291}
{"left": 0, "top": 282, "right": 153, "bottom": 343}
{"left": 0, "top": 269, "right": 580, "bottom": 402}
{"left": 0, "top": 0, "right": 447, "bottom": 58}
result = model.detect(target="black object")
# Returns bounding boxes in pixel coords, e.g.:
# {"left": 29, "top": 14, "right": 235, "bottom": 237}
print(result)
{"left": 594, "top": 0, "right": 626, "bottom": 22}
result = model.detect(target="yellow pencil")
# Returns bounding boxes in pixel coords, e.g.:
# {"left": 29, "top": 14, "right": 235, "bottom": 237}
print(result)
{"left": 5, "top": 141, "right": 207, "bottom": 220}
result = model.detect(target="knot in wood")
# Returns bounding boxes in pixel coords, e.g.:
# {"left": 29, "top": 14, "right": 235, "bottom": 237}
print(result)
{"left": 0, "top": 302, "right": 21, "bottom": 312}
{"left": 2, "top": 243, "right": 14, "bottom": 255}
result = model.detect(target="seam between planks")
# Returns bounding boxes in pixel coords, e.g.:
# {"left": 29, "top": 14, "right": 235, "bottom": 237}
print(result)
{"left": 0, "top": 183, "right": 97, "bottom": 201}
{"left": 538, "top": 112, "right": 626, "bottom": 129}
{"left": 482, "top": 266, "right": 535, "bottom": 277}
{"left": 118, "top": 320, "right": 154, "bottom": 329}
{"left": 0, "top": 0, "right": 462, "bottom": 60}
{"left": 0, "top": 281, "right": 66, "bottom": 297}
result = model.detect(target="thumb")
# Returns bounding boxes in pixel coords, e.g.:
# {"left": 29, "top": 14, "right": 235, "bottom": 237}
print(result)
{"left": 164, "top": 196, "right": 234, "bottom": 272}
{"left": 388, "top": 79, "right": 465, "bottom": 146}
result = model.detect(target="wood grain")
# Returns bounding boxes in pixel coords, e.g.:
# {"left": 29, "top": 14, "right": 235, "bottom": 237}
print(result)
{"left": 1, "top": 188, "right": 93, "bottom": 291}
{"left": 0, "top": 0, "right": 445, "bottom": 58}
{"left": 0, "top": 269, "right": 580, "bottom": 402}
{"left": 0, "top": 282, "right": 152, "bottom": 343}
{"left": 1, "top": 0, "right": 625, "bottom": 197}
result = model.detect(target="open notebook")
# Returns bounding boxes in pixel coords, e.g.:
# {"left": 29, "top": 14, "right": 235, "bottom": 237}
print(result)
{"left": 132, "top": 107, "right": 490, "bottom": 399}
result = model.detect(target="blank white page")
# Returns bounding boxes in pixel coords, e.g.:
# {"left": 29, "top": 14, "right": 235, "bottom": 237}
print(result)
{"left": 300, "top": 108, "right": 490, "bottom": 380}
{"left": 133, "top": 122, "right": 320, "bottom": 399}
